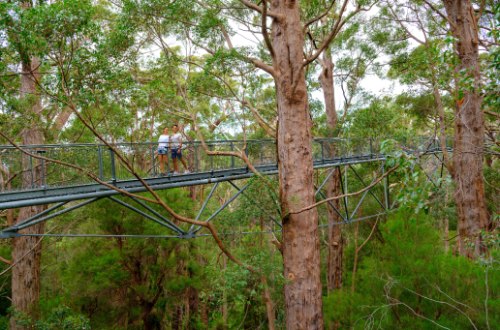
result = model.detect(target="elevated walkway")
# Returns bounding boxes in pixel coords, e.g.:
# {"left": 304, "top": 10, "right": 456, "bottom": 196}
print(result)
{"left": 0, "top": 137, "right": 449, "bottom": 238}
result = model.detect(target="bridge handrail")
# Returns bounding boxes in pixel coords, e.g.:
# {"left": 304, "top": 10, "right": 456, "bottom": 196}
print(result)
{"left": 0, "top": 136, "right": 451, "bottom": 195}
{"left": 0, "top": 136, "right": 449, "bottom": 150}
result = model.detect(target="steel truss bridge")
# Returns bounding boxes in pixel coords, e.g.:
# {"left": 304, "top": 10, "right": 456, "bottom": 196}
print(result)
{"left": 0, "top": 137, "right": 448, "bottom": 239}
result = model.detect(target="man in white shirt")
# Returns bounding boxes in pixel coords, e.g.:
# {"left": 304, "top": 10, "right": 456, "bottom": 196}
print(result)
{"left": 157, "top": 127, "right": 170, "bottom": 174}
{"left": 170, "top": 124, "right": 189, "bottom": 174}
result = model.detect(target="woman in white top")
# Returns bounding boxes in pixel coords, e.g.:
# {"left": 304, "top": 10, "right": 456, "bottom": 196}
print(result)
{"left": 170, "top": 124, "right": 189, "bottom": 174}
{"left": 157, "top": 127, "right": 170, "bottom": 174}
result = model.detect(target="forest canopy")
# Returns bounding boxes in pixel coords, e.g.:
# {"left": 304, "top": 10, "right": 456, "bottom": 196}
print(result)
{"left": 0, "top": 1, "right": 498, "bottom": 329}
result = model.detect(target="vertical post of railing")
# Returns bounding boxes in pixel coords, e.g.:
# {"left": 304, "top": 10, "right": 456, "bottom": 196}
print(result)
{"left": 209, "top": 144, "right": 214, "bottom": 172}
{"left": 344, "top": 165, "right": 348, "bottom": 216}
{"left": 29, "top": 151, "right": 34, "bottom": 188}
{"left": 370, "top": 137, "right": 373, "bottom": 158}
{"left": 194, "top": 142, "right": 199, "bottom": 172}
{"left": 37, "top": 150, "right": 46, "bottom": 188}
{"left": 230, "top": 141, "right": 235, "bottom": 168}
{"left": 245, "top": 142, "right": 249, "bottom": 172}
{"left": 150, "top": 144, "right": 156, "bottom": 176}
{"left": 98, "top": 145, "right": 104, "bottom": 180}
{"left": 321, "top": 140, "right": 325, "bottom": 163}
{"left": 109, "top": 147, "right": 116, "bottom": 182}
{"left": 259, "top": 141, "right": 263, "bottom": 165}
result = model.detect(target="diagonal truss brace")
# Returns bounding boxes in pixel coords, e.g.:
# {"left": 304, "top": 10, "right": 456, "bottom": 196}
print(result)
{"left": 228, "top": 181, "right": 282, "bottom": 228}
{"left": 348, "top": 163, "right": 386, "bottom": 210}
{"left": 108, "top": 196, "right": 185, "bottom": 236}
{"left": 190, "top": 181, "right": 252, "bottom": 235}
{"left": 188, "top": 182, "right": 220, "bottom": 233}
{"left": 314, "top": 167, "right": 346, "bottom": 222}
{"left": 314, "top": 162, "right": 391, "bottom": 223}
{"left": 338, "top": 166, "right": 350, "bottom": 221}
{"left": 315, "top": 189, "right": 347, "bottom": 222}
{"left": 0, "top": 198, "right": 99, "bottom": 238}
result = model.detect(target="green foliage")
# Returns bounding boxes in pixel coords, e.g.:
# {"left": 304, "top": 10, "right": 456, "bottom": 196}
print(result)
{"left": 324, "top": 210, "right": 499, "bottom": 329}
{"left": 9, "top": 305, "right": 90, "bottom": 330}
{"left": 1, "top": 0, "right": 498, "bottom": 329}
{"left": 348, "top": 98, "right": 415, "bottom": 140}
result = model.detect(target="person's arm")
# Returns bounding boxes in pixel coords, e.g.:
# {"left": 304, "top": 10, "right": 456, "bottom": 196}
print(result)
{"left": 175, "top": 134, "right": 182, "bottom": 150}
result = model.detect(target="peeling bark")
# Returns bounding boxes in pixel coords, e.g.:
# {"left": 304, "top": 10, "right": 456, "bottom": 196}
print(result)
{"left": 11, "top": 58, "right": 46, "bottom": 330}
{"left": 442, "top": 0, "right": 490, "bottom": 258}
{"left": 319, "top": 50, "right": 344, "bottom": 292}
{"left": 271, "top": 2, "right": 323, "bottom": 329}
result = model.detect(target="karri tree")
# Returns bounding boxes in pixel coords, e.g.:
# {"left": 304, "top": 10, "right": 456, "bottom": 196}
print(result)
{"left": 423, "top": 0, "right": 491, "bottom": 257}
{"left": 187, "top": 1, "right": 377, "bottom": 328}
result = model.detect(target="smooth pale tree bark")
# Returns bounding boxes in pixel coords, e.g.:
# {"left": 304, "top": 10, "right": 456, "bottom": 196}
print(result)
{"left": 270, "top": 2, "right": 323, "bottom": 328}
{"left": 319, "top": 50, "right": 343, "bottom": 291}
{"left": 442, "top": 0, "right": 489, "bottom": 257}
{"left": 10, "top": 58, "right": 46, "bottom": 329}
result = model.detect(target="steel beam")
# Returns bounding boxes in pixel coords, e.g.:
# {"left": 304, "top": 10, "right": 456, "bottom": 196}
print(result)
{"left": 315, "top": 167, "right": 337, "bottom": 196}
{"left": 190, "top": 181, "right": 251, "bottom": 234}
{"left": 15, "top": 233, "right": 182, "bottom": 239}
{"left": 188, "top": 182, "right": 219, "bottom": 232}
{"left": 228, "top": 181, "right": 282, "bottom": 228}
{"left": 3, "top": 198, "right": 99, "bottom": 233}
{"left": 383, "top": 166, "right": 390, "bottom": 210}
{"left": 339, "top": 166, "right": 350, "bottom": 221}
{"left": 348, "top": 163, "right": 386, "bottom": 210}
{"left": 320, "top": 212, "right": 386, "bottom": 227}
{"left": 0, "top": 156, "right": 388, "bottom": 210}
{"left": 108, "top": 196, "right": 185, "bottom": 235}
{"left": 12, "top": 201, "right": 67, "bottom": 229}
{"left": 350, "top": 188, "right": 372, "bottom": 220}
{"left": 315, "top": 189, "right": 347, "bottom": 222}
{"left": 127, "top": 196, "right": 186, "bottom": 234}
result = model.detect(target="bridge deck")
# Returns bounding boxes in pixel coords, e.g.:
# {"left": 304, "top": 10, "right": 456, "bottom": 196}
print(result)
{"left": 0, "top": 137, "right": 444, "bottom": 209}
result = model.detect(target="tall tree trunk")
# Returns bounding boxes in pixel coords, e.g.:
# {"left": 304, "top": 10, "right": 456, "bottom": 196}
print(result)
{"left": 319, "top": 50, "right": 343, "bottom": 292}
{"left": 271, "top": 2, "right": 323, "bottom": 329}
{"left": 10, "top": 58, "right": 45, "bottom": 329}
{"left": 442, "top": 0, "right": 489, "bottom": 258}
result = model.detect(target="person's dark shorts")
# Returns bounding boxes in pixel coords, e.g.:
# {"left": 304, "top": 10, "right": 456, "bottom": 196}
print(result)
{"left": 171, "top": 148, "right": 182, "bottom": 159}
{"left": 158, "top": 147, "right": 168, "bottom": 155}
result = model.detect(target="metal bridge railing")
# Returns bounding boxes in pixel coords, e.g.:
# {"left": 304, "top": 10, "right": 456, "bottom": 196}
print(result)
{"left": 0, "top": 137, "right": 450, "bottom": 194}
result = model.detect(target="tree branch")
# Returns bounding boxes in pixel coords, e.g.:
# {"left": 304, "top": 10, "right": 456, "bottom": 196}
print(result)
{"left": 261, "top": 0, "right": 275, "bottom": 59}
{"left": 303, "top": 0, "right": 337, "bottom": 32}
{"left": 304, "top": 0, "right": 374, "bottom": 67}
{"left": 239, "top": 0, "right": 283, "bottom": 19}
{"left": 0, "top": 256, "right": 11, "bottom": 265}
{"left": 403, "top": 287, "right": 478, "bottom": 330}
{"left": 422, "top": 0, "right": 456, "bottom": 30}
{"left": 387, "top": 4, "right": 426, "bottom": 45}
{"left": 289, "top": 165, "right": 398, "bottom": 215}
